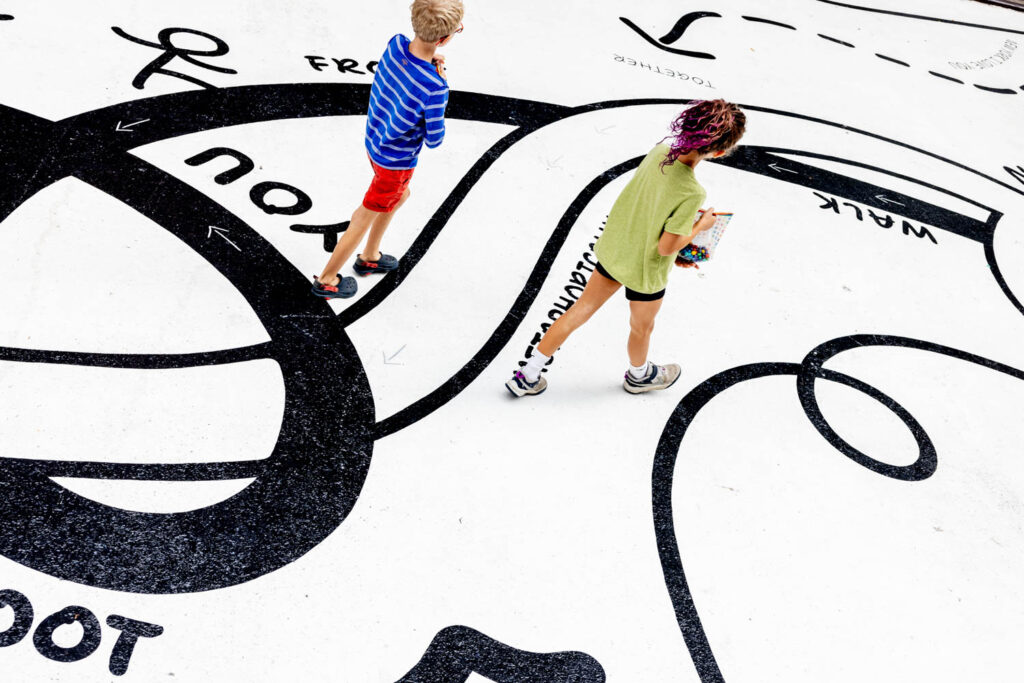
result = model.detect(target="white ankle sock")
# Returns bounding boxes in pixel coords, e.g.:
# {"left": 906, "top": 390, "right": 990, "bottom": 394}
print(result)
{"left": 522, "top": 351, "right": 550, "bottom": 383}
{"left": 628, "top": 361, "right": 651, "bottom": 379}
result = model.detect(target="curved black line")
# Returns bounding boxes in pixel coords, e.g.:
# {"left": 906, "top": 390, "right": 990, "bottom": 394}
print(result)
{"left": 974, "top": 83, "right": 1019, "bottom": 94}
{"left": 658, "top": 11, "right": 724, "bottom": 45}
{"left": 0, "top": 101, "right": 375, "bottom": 594}
{"left": 654, "top": 335, "right": 1024, "bottom": 680}
{"left": 374, "top": 156, "right": 644, "bottom": 438}
{"left": 0, "top": 459, "right": 265, "bottom": 481}
{"left": 748, "top": 146, "right": 998, "bottom": 214}
{"left": 985, "top": 241, "right": 1024, "bottom": 316}
{"left": 396, "top": 625, "right": 605, "bottom": 683}
{"left": 929, "top": 71, "right": 965, "bottom": 84}
{"left": 818, "top": 34, "right": 856, "bottom": 47}
{"left": 741, "top": 16, "right": 796, "bottom": 30}
{"left": 816, "top": 0, "right": 1024, "bottom": 35}
{"left": 36, "top": 84, "right": 1024, "bottom": 202}
{"left": 0, "top": 343, "right": 272, "bottom": 369}
{"left": 619, "top": 17, "right": 717, "bottom": 60}
{"left": 336, "top": 125, "right": 538, "bottom": 327}
{"left": 876, "top": 53, "right": 911, "bottom": 66}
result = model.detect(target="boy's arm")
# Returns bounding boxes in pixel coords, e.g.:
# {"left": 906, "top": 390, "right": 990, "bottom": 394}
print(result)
{"left": 424, "top": 88, "right": 449, "bottom": 149}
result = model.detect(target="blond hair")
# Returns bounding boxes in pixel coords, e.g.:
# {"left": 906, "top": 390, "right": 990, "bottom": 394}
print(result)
{"left": 410, "top": 0, "right": 464, "bottom": 42}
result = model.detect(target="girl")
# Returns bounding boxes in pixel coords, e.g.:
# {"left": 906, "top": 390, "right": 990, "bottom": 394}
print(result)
{"left": 506, "top": 100, "right": 746, "bottom": 397}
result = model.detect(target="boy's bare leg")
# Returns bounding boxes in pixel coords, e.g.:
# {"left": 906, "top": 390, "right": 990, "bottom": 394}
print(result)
{"left": 360, "top": 187, "right": 411, "bottom": 262}
{"left": 318, "top": 205, "right": 379, "bottom": 285}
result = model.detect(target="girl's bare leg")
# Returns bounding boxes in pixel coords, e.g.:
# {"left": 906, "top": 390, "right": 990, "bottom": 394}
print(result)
{"left": 626, "top": 297, "right": 665, "bottom": 367}
{"left": 536, "top": 269, "right": 621, "bottom": 357}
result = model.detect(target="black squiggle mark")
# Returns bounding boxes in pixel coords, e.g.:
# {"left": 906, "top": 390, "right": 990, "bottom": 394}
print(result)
{"left": 741, "top": 16, "right": 796, "bottom": 30}
{"left": 654, "top": 335, "right": 1024, "bottom": 680}
{"left": 619, "top": 14, "right": 720, "bottom": 60}
{"left": 974, "top": 83, "right": 1019, "bottom": 94}
{"left": 112, "top": 26, "right": 237, "bottom": 90}
{"left": 929, "top": 71, "right": 965, "bottom": 84}
{"left": 375, "top": 156, "right": 643, "bottom": 438}
{"left": 816, "top": 0, "right": 1024, "bottom": 34}
{"left": 818, "top": 33, "right": 856, "bottom": 47}
{"left": 396, "top": 626, "right": 605, "bottom": 683}
{"left": 876, "top": 53, "right": 911, "bottom": 66}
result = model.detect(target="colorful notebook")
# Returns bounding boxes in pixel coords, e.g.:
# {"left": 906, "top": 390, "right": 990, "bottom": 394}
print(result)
{"left": 678, "top": 211, "right": 734, "bottom": 262}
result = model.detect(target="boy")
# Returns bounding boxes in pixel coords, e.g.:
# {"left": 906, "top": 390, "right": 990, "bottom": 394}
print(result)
{"left": 313, "top": 0, "right": 465, "bottom": 299}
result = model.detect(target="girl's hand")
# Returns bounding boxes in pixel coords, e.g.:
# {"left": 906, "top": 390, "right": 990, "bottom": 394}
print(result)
{"left": 675, "top": 256, "right": 699, "bottom": 269}
{"left": 694, "top": 207, "right": 716, "bottom": 233}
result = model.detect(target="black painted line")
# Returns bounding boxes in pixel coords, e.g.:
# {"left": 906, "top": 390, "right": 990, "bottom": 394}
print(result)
{"left": 750, "top": 146, "right": 998, "bottom": 215}
{"left": 818, "top": 33, "right": 856, "bottom": 47}
{"left": 0, "top": 14, "right": 13, "bottom": 20}
{"left": 974, "top": 83, "right": 1019, "bottom": 94}
{"left": 876, "top": 53, "right": 911, "bottom": 66}
{"left": 658, "top": 11, "right": 723, "bottom": 44}
{"left": 985, "top": 241, "right": 1024, "bottom": 316}
{"left": 374, "top": 155, "right": 645, "bottom": 439}
{"left": 619, "top": 16, "right": 717, "bottom": 60}
{"left": 816, "top": 0, "right": 1024, "bottom": 35}
{"left": 929, "top": 71, "right": 965, "bottom": 84}
{"left": 336, "top": 126, "right": 538, "bottom": 328}
{"left": 48, "top": 85, "right": 1024, "bottom": 203}
{"left": 741, "top": 16, "right": 796, "bottom": 30}
{"left": 0, "top": 344, "right": 272, "bottom": 369}
{"left": 396, "top": 626, "right": 605, "bottom": 683}
{"left": 654, "top": 335, "right": 1024, "bottom": 681}
{"left": 712, "top": 147, "right": 994, "bottom": 243}
{"left": 0, "top": 107, "right": 376, "bottom": 594}
{"left": 0, "top": 459, "right": 266, "bottom": 482}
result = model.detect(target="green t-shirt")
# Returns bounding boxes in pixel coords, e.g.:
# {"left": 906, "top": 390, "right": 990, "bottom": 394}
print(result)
{"left": 594, "top": 144, "right": 706, "bottom": 294}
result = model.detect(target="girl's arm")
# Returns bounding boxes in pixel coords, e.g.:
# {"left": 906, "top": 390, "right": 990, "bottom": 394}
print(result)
{"left": 657, "top": 208, "right": 716, "bottom": 256}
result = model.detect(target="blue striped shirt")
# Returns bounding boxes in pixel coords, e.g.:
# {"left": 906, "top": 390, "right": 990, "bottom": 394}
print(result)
{"left": 365, "top": 34, "right": 449, "bottom": 170}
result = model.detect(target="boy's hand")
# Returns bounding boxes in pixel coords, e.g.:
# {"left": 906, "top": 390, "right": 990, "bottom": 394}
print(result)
{"left": 694, "top": 207, "right": 716, "bottom": 233}
{"left": 433, "top": 54, "right": 447, "bottom": 79}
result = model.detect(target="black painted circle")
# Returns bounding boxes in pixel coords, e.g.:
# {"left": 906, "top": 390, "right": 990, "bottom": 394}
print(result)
{"left": 0, "top": 112, "right": 375, "bottom": 594}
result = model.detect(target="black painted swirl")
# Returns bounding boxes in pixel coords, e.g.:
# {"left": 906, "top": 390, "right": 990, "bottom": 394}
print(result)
{"left": 653, "top": 335, "right": 1024, "bottom": 680}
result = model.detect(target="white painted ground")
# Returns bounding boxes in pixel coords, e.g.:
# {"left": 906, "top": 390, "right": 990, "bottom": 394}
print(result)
{"left": 1, "top": 0, "right": 1023, "bottom": 681}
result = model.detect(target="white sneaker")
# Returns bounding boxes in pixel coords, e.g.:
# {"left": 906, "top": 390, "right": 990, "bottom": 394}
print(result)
{"left": 505, "top": 370, "right": 548, "bottom": 397}
{"left": 623, "top": 363, "right": 681, "bottom": 394}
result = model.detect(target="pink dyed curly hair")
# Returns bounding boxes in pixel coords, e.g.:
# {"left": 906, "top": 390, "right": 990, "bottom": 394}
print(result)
{"left": 661, "top": 99, "right": 746, "bottom": 169}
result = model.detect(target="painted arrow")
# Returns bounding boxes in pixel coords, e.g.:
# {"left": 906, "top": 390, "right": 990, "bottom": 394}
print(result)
{"left": 383, "top": 345, "right": 406, "bottom": 365}
{"left": 115, "top": 118, "right": 150, "bottom": 132}
{"left": 208, "top": 225, "right": 241, "bottom": 251}
{"left": 768, "top": 162, "right": 798, "bottom": 174}
{"left": 875, "top": 194, "right": 906, "bottom": 207}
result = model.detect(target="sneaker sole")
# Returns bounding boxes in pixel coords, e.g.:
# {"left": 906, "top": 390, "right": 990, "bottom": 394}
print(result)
{"left": 312, "top": 288, "right": 356, "bottom": 299}
{"left": 505, "top": 381, "right": 547, "bottom": 398}
{"left": 623, "top": 372, "right": 681, "bottom": 394}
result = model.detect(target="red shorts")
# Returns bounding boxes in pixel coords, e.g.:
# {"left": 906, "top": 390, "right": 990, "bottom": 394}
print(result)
{"left": 362, "top": 157, "right": 414, "bottom": 213}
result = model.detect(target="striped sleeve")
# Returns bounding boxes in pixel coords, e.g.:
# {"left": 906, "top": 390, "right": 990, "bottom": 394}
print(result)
{"left": 423, "top": 87, "right": 449, "bottom": 149}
